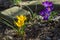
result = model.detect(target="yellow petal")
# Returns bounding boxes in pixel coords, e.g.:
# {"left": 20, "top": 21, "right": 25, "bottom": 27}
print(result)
{"left": 14, "top": 15, "right": 27, "bottom": 28}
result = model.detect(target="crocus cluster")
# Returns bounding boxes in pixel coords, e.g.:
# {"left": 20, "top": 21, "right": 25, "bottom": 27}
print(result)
{"left": 39, "top": 1, "right": 53, "bottom": 20}
{"left": 14, "top": 15, "right": 27, "bottom": 28}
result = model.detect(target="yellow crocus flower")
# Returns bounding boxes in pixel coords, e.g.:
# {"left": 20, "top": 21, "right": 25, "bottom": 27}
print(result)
{"left": 14, "top": 15, "right": 27, "bottom": 28}
{"left": 14, "top": 21, "right": 24, "bottom": 28}
{"left": 16, "top": 15, "right": 27, "bottom": 21}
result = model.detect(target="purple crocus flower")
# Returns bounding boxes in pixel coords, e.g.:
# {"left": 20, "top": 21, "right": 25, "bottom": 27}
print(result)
{"left": 43, "top": 15, "right": 49, "bottom": 20}
{"left": 42, "top": 1, "right": 53, "bottom": 11}
{"left": 42, "top": 1, "right": 53, "bottom": 7}
{"left": 45, "top": 6, "right": 53, "bottom": 12}
{"left": 39, "top": 9, "right": 50, "bottom": 20}
{"left": 39, "top": 1, "right": 53, "bottom": 20}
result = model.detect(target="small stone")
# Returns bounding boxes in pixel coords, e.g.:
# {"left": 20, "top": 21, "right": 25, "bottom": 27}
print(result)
{"left": 46, "top": 37, "right": 51, "bottom": 40}
{"left": 6, "top": 36, "right": 13, "bottom": 40}
{"left": 4, "top": 29, "right": 17, "bottom": 36}
{"left": 3, "top": 36, "right": 13, "bottom": 40}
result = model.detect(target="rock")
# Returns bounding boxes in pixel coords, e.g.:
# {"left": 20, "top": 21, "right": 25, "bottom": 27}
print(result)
{"left": 58, "top": 39, "right": 60, "bottom": 40}
{"left": 17, "top": 0, "right": 60, "bottom": 6}
{"left": 3, "top": 36, "right": 13, "bottom": 40}
{"left": 4, "top": 29, "right": 17, "bottom": 36}
{"left": 52, "top": 16, "right": 60, "bottom": 21}
{"left": 46, "top": 37, "right": 51, "bottom": 40}
{"left": 36, "top": 0, "right": 60, "bottom": 4}
{"left": 1, "top": 6, "right": 30, "bottom": 18}
{"left": 19, "top": 1, "right": 38, "bottom": 6}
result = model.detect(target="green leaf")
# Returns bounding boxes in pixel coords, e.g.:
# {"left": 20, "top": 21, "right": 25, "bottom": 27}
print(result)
{"left": 49, "top": 16, "right": 53, "bottom": 20}
{"left": 0, "top": 17, "right": 17, "bottom": 31}
{"left": 51, "top": 11, "right": 58, "bottom": 16}
{"left": 49, "top": 11, "right": 58, "bottom": 20}
{"left": 13, "top": 0, "right": 22, "bottom": 5}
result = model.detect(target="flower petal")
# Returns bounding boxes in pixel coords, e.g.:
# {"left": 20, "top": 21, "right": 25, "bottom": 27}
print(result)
{"left": 42, "top": 1, "right": 53, "bottom": 7}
